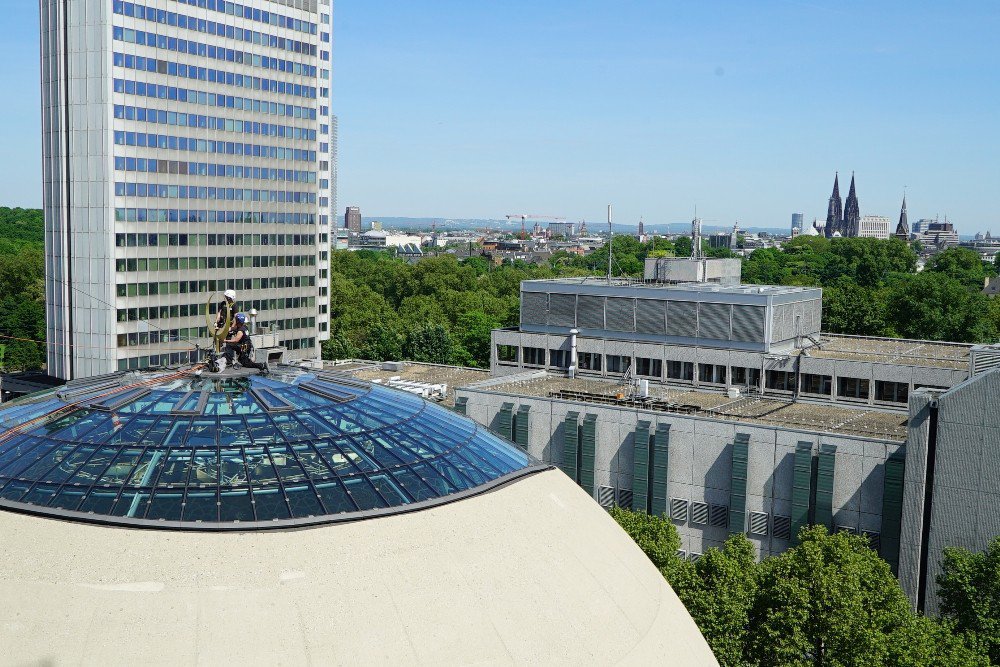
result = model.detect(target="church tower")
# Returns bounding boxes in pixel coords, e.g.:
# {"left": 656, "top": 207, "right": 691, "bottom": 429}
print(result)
{"left": 843, "top": 172, "right": 861, "bottom": 237}
{"left": 825, "top": 173, "right": 843, "bottom": 238}
{"left": 894, "top": 194, "right": 910, "bottom": 242}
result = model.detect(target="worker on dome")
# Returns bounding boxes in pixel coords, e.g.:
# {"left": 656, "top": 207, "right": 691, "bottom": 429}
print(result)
{"left": 223, "top": 313, "right": 268, "bottom": 374}
{"left": 215, "top": 289, "right": 238, "bottom": 331}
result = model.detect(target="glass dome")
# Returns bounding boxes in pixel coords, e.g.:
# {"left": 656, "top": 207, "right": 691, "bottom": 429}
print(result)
{"left": 0, "top": 367, "right": 539, "bottom": 529}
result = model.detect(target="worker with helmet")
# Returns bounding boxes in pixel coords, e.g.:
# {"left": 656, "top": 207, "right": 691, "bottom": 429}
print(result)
{"left": 215, "top": 289, "right": 238, "bottom": 331}
{"left": 223, "top": 313, "right": 268, "bottom": 373}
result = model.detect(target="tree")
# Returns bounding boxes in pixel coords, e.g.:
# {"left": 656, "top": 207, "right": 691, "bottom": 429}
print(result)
{"left": 453, "top": 311, "right": 499, "bottom": 367}
{"left": 822, "top": 277, "right": 887, "bottom": 336}
{"left": 404, "top": 323, "right": 453, "bottom": 364}
{"left": 674, "top": 236, "right": 693, "bottom": 258}
{"left": 742, "top": 248, "right": 790, "bottom": 285}
{"left": 746, "top": 526, "right": 915, "bottom": 666}
{"left": 884, "top": 273, "right": 997, "bottom": 342}
{"left": 608, "top": 506, "right": 681, "bottom": 572}
{"left": 925, "top": 247, "right": 990, "bottom": 290}
{"left": 682, "top": 534, "right": 759, "bottom": 667}
{"left": 937, "top": 536, "right": 1000, "bottom": 664}
{"left": 886, "top": 616, "right": 988, "bottom": 667}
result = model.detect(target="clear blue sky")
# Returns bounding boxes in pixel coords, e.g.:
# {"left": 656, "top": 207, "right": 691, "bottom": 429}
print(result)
{"left": 3, "top": 2, "right": 998, "bottom": 230}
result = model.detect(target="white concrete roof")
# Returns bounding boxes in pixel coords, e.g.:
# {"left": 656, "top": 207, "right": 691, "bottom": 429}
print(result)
{"left": 0, "top": 469, "right": 715, "bottom": 666}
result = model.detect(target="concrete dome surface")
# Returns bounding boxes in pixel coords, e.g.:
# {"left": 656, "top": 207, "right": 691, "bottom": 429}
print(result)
{"left": 0, "top": 368, "right": 716, "bottom": 665}
{"left": 0, "top": 469, "right": 715, "bottom": 665}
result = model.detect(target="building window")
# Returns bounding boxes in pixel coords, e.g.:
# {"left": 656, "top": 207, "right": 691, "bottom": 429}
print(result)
{"left": 874, "top": 380, "right": 908, "bottom": 403}
{"left": 667, "top": 360, "right": 694, "bottom": 381}
{"left": 801, "top": 373, "right": 832, "bottom": 395}
{"left": 636, "top": 357, "right": 662, "bottom": 378}
{"left": 731, "top": 367, "right": 760, "bottom": 388}
{"left": 550, "top": 349, "right": 570, "bottom": 368}
{"left": 578, "top": 352, "right": 602, "bottom": 372}
{"left": 766, "top": 370, "right": 795, "bottom": 391}
{"left": 698, "top": 364, "right": 727, "bottom": 384}
{"left": 837, "top": 377, "right": 870, "bottom": 400}
{"left": 606, "top": 355, "right": 632, "bottom": 374}
{"left": 497, "top": 345, "right": 517, "bottom": 363}
{"left": 522, "top": 347, "right": 545, "bottom": 366}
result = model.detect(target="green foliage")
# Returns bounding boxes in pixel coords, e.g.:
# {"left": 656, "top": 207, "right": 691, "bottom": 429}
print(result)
{"left": 937, "top": 536, "right": 1000, "bottom": 665}
{"left": 884, "top": 273, "right": 997, "bottom": 342}
{"left": 742, "top": 237, "right": 998, "bottom": 345}
{"left": 609, "top": 510, "right": 988, "bottom": 666}
{"left": 822, "top": 277, "right": 887, "bottom": 336}
{"left": 679, "top": 534, "right": 759, "bottom": 667}
{"left": 608, "top": 506, "right": 680, "bottom": 571}
{"left": 747, "top": 526, "right": 913, "bottom": 666}
{"left": 0, "top": 210, "right": 45, "bottom": 372}
{"left": 404, "top": 323, "right": 453, "bottom": 364}
{"left": 925, "top": 247, "right": 991, "bottom": 289}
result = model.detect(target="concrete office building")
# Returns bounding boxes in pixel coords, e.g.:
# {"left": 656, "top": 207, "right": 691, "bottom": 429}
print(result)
{"left": 0, "top": 367, "right": 714, "bottom": 664}
{"left": 791, "top": 212, "right": 803, "bottom": 235}
{"left": 857, "top": 215, "right": 891, "bottom": 240}
{"left": 40, "top": 0, "right": 335, "bottom": 380}
{"left": 391, "top": 265, "right": 995, "bottom": 613}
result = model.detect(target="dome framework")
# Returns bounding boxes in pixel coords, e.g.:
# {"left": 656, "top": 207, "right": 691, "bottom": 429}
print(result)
{"left": 0, "top": 367, "right": 540, "bottom": 530}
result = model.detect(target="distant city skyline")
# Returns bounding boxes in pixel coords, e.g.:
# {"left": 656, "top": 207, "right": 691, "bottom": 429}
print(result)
{"left": 2, "top": 2, "right": 999, "bottom": 231}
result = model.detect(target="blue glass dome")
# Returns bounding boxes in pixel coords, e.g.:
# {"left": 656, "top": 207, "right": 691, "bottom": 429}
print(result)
{"left": 0, "top": 367, "right": 539, "bottom": 529}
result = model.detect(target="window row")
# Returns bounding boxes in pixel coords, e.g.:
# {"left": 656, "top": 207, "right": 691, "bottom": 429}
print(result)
{"left": 114, "top": 78, "right": 318, "bottom": 121}
{"left": 501, "top": 348, "right": 916, "bottom": 404}
{"left": 114, "top": 104, "right": 316, "bottom": 142}
{"left": 118, "top": 232, "right": 316, "bottom": 250}
{"left": 113, "top": 52, "right": 318, "bottom": 100}
{"left": 115, "top": 275, "right": 315, "bottom": 301}
{"left": 116, "top": 253, "right": 315, "bottom": 273}
{"left": 113, "top": 133, "right": 316, "bottom": 162}
{"left": 116, "top": 318, "right": 316, "bottom": 349}
{"left": 165, "top": 0, "right": 318, "bottom": 35}
{"left": 115, "top": 160, "right": 315, "bottom": 184}
{"left": 116, "top": 0, "right": 318, "bottom": 55}
{"left": 116, "top": 336, "right": 316, "bottom": 372}
{"left": 116, "top": 295, "right": 317, "bottom": 324}
{"left": 113, "top": 26, "right": 317, "bottom": 79}
{"left": 114, "top": 180, "right": 317, "bottom": 205}
{"left": 114, "top": 208, "right": 316, "bottom": 225}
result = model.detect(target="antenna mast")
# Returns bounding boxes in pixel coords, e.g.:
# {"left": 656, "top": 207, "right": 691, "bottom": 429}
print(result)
{"left": 607, "top": 204, "right": 613, "bottom": 283}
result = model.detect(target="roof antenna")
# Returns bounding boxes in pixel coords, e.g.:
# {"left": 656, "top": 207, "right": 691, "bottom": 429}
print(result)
{"left": 607, "top": 204, "right": 613, "bottom": 284}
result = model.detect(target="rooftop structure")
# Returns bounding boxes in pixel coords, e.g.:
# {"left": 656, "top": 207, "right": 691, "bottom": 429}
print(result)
{"left": 0, "top": 365, "right": 715, "bottom": 662}
{"left": 519, "top": 277, "right": 822, "bottom": 353}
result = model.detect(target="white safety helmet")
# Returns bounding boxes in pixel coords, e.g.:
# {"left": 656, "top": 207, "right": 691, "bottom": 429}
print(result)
{"left": 224, "top": 289, "right": 236, "bottom": 300}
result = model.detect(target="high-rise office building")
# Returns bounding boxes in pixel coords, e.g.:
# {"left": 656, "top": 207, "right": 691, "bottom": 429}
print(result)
{"left": 345, "top": 205, "right": 361, "bottom": 233}
{"left": 40, "top": 0, "right": 334, "bottom": 380}
{"left": 790, "top": 212, "right": 803, "bottom": 235}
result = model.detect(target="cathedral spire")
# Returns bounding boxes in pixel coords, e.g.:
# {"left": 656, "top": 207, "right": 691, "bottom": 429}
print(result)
{"left": 825, "top": 172, "right": 842, "bottom": 238}
{"left": 843, "top": 172, "right": 860, "bottom": 237}
{"left": 894, "top": 193, "right": 910, "bottom": 241}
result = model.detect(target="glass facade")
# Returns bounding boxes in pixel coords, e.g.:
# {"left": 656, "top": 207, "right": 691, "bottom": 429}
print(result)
{"left": 0, "top": 368, "right": 534, "bottom": 528}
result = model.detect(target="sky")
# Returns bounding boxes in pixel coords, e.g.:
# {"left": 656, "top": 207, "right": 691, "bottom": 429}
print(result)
{"left": 2, "top": 1, "right": 999, "bottom": 230}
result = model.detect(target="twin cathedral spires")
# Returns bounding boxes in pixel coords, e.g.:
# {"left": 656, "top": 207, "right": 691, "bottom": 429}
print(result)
{"left": 824, "top": 172, "right": 860, "bottom": 238}
{"left": 823, "top": 172, "right": 910, "bottom": 241}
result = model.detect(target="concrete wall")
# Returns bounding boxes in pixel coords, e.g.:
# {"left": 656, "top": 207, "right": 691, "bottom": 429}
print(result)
{"left": 902, "top": 371, "right": 1000, "bottom": 615}
{"left": 493, "top": 330, "right": 965, "bottom": 409}
{"left": 459, "top": 386, "right": 901, "bottom": 562}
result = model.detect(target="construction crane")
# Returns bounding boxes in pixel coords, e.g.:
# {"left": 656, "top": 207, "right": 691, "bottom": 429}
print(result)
{"left": 506, "top": 214, "right": 567, "bottom": 238}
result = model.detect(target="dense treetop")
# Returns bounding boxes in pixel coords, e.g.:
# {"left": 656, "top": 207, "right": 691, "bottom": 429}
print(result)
{"left": 610, "top": 507, "right": 990, "bottom": 666}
